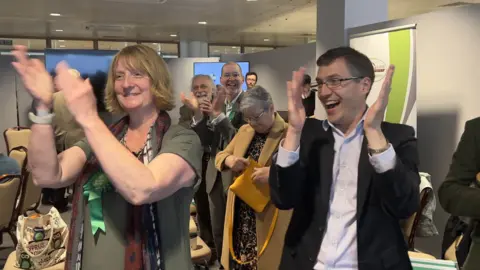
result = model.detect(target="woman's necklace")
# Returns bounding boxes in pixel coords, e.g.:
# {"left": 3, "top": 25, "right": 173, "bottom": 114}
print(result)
{"left": 121, "top": 132, "right": 148, "bottom": 158}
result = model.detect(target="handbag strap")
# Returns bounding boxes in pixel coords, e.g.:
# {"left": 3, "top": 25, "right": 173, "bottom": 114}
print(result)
{"left": 228, "top": 200, "right": 279, "bottom": 265}
{"left": 20, "top": 215, "right": 55, "bottom": 258}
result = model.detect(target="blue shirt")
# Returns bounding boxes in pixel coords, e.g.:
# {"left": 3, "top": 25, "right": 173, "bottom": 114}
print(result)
{"left": 0, "top": 153, "right": 21, "bottom": 177}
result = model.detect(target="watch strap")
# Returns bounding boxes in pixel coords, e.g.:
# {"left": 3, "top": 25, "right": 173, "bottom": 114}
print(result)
{"left": 28, "top": 112, "right": 55, "bottom": 125}
{"left": 368, "top": 141, "right": 390, "bottom": 155}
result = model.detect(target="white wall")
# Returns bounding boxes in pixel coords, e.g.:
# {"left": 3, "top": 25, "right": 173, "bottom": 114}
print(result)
{"left": 0, "top": 56, "right": 20, "bottom": 154}
{"left": 348, "top": 3, "right": 480, "bottom": 257}
{"left": 221, "top": 43, "right": 317, "bottom": 112}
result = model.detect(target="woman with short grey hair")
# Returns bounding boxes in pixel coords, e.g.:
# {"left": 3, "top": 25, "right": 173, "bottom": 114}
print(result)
{"left": 215, "top": 85, "right": 292, "bottom": 269}
{"left": 240, "top": 85, "right": 273, "bottom": 112}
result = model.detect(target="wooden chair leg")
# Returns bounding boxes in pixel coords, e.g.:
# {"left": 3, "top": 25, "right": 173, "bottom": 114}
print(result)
{"left": 8, "top": 230, "right": 17, "bottom": 247}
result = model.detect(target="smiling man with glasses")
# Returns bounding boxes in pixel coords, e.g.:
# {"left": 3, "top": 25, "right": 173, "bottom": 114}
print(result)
{"left": 269, "top": 46, "right": 420, "bottom": 270}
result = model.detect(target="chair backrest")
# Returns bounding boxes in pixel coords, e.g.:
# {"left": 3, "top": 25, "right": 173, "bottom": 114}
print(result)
{"left": 8, "top": 146, "right": 42, "bottom": 214}
{"left": 20, "top": 171, "right": 42, "bottom": 214}
{"left": 4, "top": 127, "right": 31, "bottom": 153}
{"left": 8, "top": 146, "right": 27, "bottom": 172}
{"left": 0, "top": 175, "right": 22, "bottom": 228}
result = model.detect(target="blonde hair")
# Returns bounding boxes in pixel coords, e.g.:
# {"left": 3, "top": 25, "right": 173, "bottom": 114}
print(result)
{"left": 104, "top": 44, "right": 175, "bottom": 114}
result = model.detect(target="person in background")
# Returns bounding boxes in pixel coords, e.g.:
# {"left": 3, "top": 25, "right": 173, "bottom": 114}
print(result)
{"left": 438, "top": 117, "right": 480, "bottom": 270}
{"left": 245, "top": 71, "right": 258, "bottom": 90}
{"left": 179, "top": 74, "right": 218, "bottom": 265}
{"left": 191, "top": 61, "right": 246, "bottom": 266}
{"left": 301, "top": 74, "right": 316, "bottom": 117}
{"left": 269, "top": 47, "right": 420, "bottom": 270}
{"left": 0, "top": 152, "right": 21, "bottom": 177}
{"left": 42, "top": 68, "right": 85, "bottom": 212}
{"left": 12, "top": 44, "right": 202, "bottom": 270}
{"left": 215, "top": 86, "right": 292, "bottom": 270}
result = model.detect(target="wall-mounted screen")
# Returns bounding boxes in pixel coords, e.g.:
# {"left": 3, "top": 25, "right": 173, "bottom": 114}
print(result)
{"left": 193, "top": 61, "right": 250, "bottom": 90}
{"left": 45, "top": 49, "right": 117, "bottom": 111}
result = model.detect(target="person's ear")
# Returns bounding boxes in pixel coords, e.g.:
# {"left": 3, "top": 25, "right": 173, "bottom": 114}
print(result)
{"left": 361, "top": 77, "right": 372, "bottom": 96}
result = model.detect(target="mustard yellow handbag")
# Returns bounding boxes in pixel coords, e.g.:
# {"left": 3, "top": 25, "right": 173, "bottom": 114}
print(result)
{"left": 229, "top": 158, "right": 270, "bottom": 213}
{"left": 228, "top": 160, "right": 279, "bottom": 265}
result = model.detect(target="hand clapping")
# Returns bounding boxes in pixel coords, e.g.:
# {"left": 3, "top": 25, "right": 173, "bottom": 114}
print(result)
{"left": 11, "top": 45, "right": 54, "bottom": 110}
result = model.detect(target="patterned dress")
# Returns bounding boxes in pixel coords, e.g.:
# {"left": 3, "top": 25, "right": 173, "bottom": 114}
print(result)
{"left": 232, "top": 132, "right": 268, "bottom": 270}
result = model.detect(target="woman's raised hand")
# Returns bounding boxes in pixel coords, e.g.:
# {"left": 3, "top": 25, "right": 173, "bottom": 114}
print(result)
{"left": 11, "top": 45, "right": 54, "bottom": 109}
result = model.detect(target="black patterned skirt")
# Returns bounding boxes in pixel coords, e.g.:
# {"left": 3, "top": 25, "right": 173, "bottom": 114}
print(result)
{"left": 231, "top": 196, "right": 258, "bottom": 270}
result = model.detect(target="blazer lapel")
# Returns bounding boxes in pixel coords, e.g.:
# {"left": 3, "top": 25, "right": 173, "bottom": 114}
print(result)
{"left": 318, "top": 127, "right": 335, "bottom": 218}
{"left": 357, "top": 137, "right": 373, "bottom": 219}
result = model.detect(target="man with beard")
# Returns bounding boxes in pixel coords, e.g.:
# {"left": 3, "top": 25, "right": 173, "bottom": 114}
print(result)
{"left": 179, "top": 74, "right": 218, "bottom": 265}
{"left": 190, "top": 62, "right": 246, "bottom": 268}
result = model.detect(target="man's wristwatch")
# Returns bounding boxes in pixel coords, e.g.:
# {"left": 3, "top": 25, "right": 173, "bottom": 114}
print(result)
{"left": 28, "top": 99, "right": 55, "bottom": 125}
{"left": 368, "top": 141, "right": 390, "bottom": 155}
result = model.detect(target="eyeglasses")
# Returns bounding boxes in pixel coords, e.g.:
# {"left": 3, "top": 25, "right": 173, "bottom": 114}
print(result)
{"left": 244, "top": 110, "right": 265, "bottom": 123}
{"left": 222, "top": 72, "right": 241, "bottom": 79}
{"left": 313, "top": 77, "right": 363, "bottom": 90}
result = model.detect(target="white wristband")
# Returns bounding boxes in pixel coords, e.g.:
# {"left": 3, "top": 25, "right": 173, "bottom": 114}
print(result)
{"left": 28, "top": 112, "right": 55, "bottom": 125}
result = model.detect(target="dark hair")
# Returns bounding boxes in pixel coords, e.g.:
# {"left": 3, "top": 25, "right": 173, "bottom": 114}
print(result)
{"left": 245, "top": 71, "right": 257, "bottom": 80}
{"left": 316, "top": 46, "right": 374, "bottom": 90}
{"left": 303, "top": 74, "right": 311, "bottom": 85}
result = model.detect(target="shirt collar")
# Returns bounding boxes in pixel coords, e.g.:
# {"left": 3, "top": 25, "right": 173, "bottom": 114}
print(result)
{"left": 226, "top": 90, "right": 242, "bottom": 106}
{"left": 322, "top": 108, "right": 368, "bottom": 136}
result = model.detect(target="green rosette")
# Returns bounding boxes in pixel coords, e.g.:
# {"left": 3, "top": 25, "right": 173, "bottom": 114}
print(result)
{"left": 83, "top": 171, "right": 113, "bottom": 236}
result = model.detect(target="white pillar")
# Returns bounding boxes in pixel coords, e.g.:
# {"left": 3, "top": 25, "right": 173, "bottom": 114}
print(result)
{"left": 315, "top": 0, "right": 388, "bottom": 118}
{"left": 179, "top": 40, "right": 208, "bottom": 57}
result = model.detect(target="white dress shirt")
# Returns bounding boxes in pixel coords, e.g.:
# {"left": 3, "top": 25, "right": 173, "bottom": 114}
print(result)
{"left": 276, "top": 118, "right": 397, "bottom": 270}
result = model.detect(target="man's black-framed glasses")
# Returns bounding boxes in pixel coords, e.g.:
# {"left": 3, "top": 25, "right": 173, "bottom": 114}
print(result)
{"left": 312, "top": 77, "right": 364, "bottom": 90}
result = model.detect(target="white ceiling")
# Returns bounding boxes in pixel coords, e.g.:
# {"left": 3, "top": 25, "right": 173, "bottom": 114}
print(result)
{"left": 0, "top": 0, "right": 477, "bottom": 47}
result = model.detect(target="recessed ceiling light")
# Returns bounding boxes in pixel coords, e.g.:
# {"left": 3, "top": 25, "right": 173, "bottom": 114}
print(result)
{"left": 55, "top": 29, "right": 63, "bottom": 32}
{"left": 59, "top": 45, "right": 66, "bottom": 48}
{"left": 232, "top": 46, "right": 237, "bottom": 48}
{"left": 264, "top": 38, "right": 270, "bottom": 41}
{"left": 50, "top": 13, "right": 61, "bottom": 17}
{"left": 58, "top": 40, "right": 65, "bottom": 42}
{"left": 246, "top": 0, "right": 258, "bottom": 2}
{"left": 198, "top": 21, "right": 207, "bottom": 25}
{"left": 170, "top": 34, "right": 177, "bottom": 37}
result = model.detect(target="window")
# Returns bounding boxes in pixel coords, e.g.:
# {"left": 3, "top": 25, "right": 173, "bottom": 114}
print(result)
{"left": 98, "top": 41, "right": 137, "bottom": 50}
{"left": 0, "top": 38, "right": 46, "bottom": 50}
{"left": 244, "top": 46, "right": 274, "bottom": 54}
{"left": 209, "top": 45, "right": 241, "bottom": 57}
{"left": 51, "top": 40, "right": 94, "bottom": 49}
{"left": 141, "top": 42, "right": 178, "bottom": 57}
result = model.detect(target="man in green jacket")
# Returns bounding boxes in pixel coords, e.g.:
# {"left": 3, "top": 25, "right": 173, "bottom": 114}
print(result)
{"left": 439, "top": 117, "right": 480, "bottom": 269}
